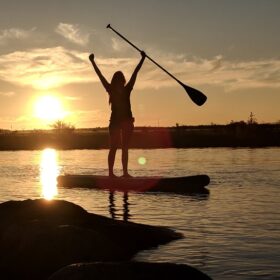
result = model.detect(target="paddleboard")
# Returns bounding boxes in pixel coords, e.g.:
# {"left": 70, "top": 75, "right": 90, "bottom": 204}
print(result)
{"left": 57, "top": 174, "right": 210, "bottom": 194}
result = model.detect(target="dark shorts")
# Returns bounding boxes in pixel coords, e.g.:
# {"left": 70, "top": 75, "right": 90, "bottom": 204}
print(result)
{"left": 109, "top": 118, "right": 134, "bottom": 149}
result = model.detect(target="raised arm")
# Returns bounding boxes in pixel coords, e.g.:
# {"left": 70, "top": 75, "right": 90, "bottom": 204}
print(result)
{"left": 126, "top": 51, "right": 146, "bottom": 90}
{"left": 89, "top": 53, "right": 110, "bottom": 92}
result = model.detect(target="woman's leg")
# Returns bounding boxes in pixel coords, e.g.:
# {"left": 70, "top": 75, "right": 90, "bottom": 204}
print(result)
{"left": 121, "top": 146, "right": 129, "bottom": 176}
{"left": 121, "top": 120, "right": 134, "bottom": 177}
{"left": 108, "top": 147, "right": 117, "bottom": 177}
{"left": 108, "top": 125, "right": 120, "bottom": 177}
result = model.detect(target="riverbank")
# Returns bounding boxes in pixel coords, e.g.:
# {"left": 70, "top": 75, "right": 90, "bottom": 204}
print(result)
{"left": 0, "top": 123, "right": 279, "bottom": 150}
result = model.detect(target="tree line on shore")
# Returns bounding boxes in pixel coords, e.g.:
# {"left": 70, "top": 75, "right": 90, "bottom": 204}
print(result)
{"left": 0, "top": 120, "right": 279, "bottom": 150}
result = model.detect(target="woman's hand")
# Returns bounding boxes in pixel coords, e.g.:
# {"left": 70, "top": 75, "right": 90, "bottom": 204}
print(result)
{"left": 89, "top": 53, "right": 95, "bottom": 62}
{"left": 140, "top": 51, "right": 146, "bottom": 59}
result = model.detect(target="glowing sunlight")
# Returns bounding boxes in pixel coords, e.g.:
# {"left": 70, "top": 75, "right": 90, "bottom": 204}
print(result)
{"left": 32, "top": 75, "right": 63, "bottom": 90}
{"left": 34, "top": 95, "right": 66, "bottom": 122}
{"left": 40, "top": 148, "right": 59, "bottom": 200}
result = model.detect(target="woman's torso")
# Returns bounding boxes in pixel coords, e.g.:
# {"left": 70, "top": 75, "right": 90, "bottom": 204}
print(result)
{"left": 109, "top": 85, "right": 133, "bottom": 124}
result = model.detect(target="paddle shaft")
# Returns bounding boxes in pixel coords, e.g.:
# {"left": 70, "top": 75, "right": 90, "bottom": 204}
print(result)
{"left": 107, "top": 24, "right": 184, "bottom": 85}
{"left": 106, "top": 24, "right": 207, "bottom": 106}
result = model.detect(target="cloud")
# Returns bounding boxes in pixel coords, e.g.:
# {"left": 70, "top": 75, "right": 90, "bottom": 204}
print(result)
{"left": 0, "top": 28, "right": 36, "bottom": 45}
{"left": 137, "top": 53, "right": 280, "bottom": 91}
{"left": 0, "top": 46, "right": 91, "bottom": 89}
{"left": 111, "top": 37, "right": 130, "bottom": 52}
{"left": 0, "top": 46, "right": 140, "bottom": 90}
{"left": 0, "top": 91, "right": 15, "bottom": 97}
{"left": 55, "top": 23, "right": 89, "bottom": 46}
{"left": 0, "top": 46, "right": 279, "bottom": 92}
{"left": 195, "top": 57, "right": 280, "bottom": 91}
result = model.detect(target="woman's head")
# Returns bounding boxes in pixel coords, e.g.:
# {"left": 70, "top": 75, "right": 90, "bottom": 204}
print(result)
{"left": 111, "top": 71, "right": 126, "bottom": 88}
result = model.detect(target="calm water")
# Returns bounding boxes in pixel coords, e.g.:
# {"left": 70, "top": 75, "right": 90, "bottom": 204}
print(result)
{"left": 0, "top": 148, "right": 279, "bottom": 280}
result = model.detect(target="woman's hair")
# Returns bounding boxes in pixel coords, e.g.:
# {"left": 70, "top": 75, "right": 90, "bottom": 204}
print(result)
{"left": 109, "top": 71, "right": 126, "bottom": 104}
{"left": 111, "top": 71, "right": 126, "bottom": 87}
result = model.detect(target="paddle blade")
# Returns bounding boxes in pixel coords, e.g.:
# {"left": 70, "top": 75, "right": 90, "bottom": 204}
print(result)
{"left": 182, "top": 84, "right": 207, "bottom": 106}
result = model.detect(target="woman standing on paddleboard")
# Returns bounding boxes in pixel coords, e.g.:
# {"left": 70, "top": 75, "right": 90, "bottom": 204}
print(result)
{"left": 89, "top": 52, "right": 146, "bottom": 177}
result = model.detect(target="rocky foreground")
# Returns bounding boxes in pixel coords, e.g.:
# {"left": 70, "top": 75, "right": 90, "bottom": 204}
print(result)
{"left": 0, "top": 199, "right": 212, "bottom": 279}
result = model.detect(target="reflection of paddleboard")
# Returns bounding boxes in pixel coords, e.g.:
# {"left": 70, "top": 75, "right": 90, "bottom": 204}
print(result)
{"left": 57, "top": 174, "right": 210, "bottom": 194}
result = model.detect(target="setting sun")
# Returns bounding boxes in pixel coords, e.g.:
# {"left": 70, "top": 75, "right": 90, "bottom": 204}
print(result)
{"left": 34, "top": 95, "right": 66, "bottom": 121}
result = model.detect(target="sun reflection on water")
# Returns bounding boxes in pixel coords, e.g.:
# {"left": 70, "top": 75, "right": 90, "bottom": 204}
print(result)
{"left": 40, "top": 148, "right": 59, "bottom": 200}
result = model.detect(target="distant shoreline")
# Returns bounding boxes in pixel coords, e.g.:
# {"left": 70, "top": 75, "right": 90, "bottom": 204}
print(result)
{"left": 0, "top": 124, "right": 279, "bottom": 151}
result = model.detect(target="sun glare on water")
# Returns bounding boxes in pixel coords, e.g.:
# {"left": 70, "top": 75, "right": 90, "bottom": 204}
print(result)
{"left": 40, "top": 148, "right": 59, "bottom": 200}
{"left": 34, "top": 95, "right": 66, "bottom": 121}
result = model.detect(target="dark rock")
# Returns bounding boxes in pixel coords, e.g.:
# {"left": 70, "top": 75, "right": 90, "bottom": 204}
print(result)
{"left": 49, "top": 261, "right": 212, "bottom": 280}
{"left": 0, "top": 199, "right": 182, "bottom": 279}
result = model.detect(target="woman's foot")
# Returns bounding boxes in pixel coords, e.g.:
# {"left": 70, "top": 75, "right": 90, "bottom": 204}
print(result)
{"left": 109, "top": 173, "right": 118, "bottom": 178}
{"left": 122, "top": 173, "right": 133, "bottom": 178}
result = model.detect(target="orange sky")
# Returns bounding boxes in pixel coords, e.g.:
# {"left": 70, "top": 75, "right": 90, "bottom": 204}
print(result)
{"left": 0, "top": 0, "right": 279, "bottom": 129}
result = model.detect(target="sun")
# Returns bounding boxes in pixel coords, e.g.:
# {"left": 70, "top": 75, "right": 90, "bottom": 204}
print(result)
{"left": 34, "top": 95, "right": 66, "bottom": 121}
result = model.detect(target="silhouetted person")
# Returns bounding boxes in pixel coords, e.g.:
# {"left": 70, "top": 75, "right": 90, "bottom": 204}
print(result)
{"left": 89, "top": 52, "right": 146, "bottom": 177}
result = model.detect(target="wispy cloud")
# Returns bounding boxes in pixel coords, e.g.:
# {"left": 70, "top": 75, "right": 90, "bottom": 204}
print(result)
{"left": 0, "top": 46, "right": 279, "bottom": 92}
{"left": 111, "top": 37, "right": 130, "bottom": 52}
{"left": 189, "top": 56, "right": 280, "bottom": 91}
{"left": 0, "top": 27, "right": 36, "bottom": 45}
{"left": 55, "top": 23, "right": 89, "bottom": 46}
{"left": 0, "top": 91, "right": 15, "bottom": 97}
{"left": 137, "top": 53, "right": 280, "bottom": 91}
{"left": 0, "top": 46, "right": 139, "bottom": 90}
{"left": 64, "top": 96, "right": 81, "bottom": 101}
{"left": 0, "top": 47, "right": 90, "bottom": 89}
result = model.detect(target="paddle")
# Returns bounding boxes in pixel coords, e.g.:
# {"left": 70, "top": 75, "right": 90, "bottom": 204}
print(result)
{"left": 107, "top": 24, "right": 207, "bottom": 106}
